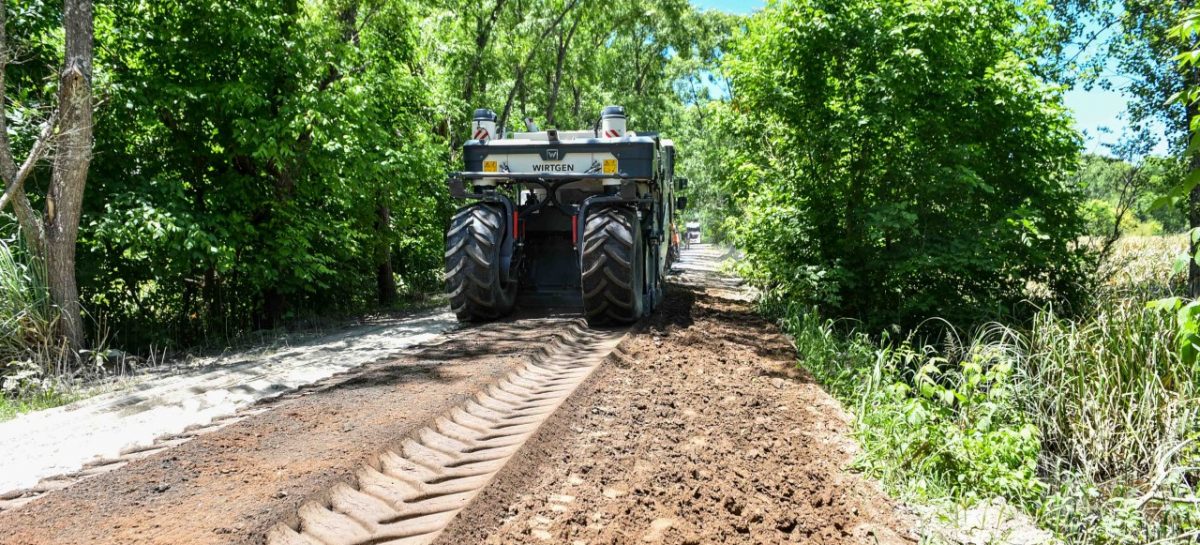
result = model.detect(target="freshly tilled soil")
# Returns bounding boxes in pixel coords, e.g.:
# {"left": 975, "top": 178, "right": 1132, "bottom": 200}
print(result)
{"left": 436, "top": 270, "right": 915, "bottom": 544}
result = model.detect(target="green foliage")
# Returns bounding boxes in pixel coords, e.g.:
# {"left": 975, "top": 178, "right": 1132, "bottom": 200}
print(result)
{"left": 69, "top": 0, "right": 453, "bottom": 347}
{"left": 722, "top": 0, "right": 1089, "bottom": 330}
{"left": 1138, "top": 157, "right": 1191, "bottom": 233}
{"left": 1154, "top": 7, "right": 1200, "bottom": 389}
{"left": 1081, "top": 198, "right": 1163, "bottom": 237}
{"left": 771, "top": 239, "right": 1200, "bottom": 543}
{"left": 668, "top": 100, "right": 743, "bottom": 243}
{"left": 0, "top": 233, "right": 55, "bottom": 366}
{"left": 776, "top": 303, "right": 1045, "bottom": 508}
{"left": 775, "top": 290, "right": 1200, "bottom": 543}
{"left": 426, "top": 0, "right": 723, "bottom": 137}
{"left": 1075, "top": 154, "right": 1187, "bottom": 237}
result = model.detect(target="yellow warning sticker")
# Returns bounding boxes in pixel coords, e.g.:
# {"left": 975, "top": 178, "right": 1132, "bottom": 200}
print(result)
{"left": 602, "top": 159, "right": 618, "bottom": 175}
{"left": 483, "top": 160, "right": 498, "bottom": 173}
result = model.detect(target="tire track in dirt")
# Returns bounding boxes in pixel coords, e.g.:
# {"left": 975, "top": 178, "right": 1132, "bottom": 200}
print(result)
{"left": 267, "top": 323, "right": 625, "bottom": 545}
{"left": 0, "top": 315, "right": 614, "bottom": 545}
{"left": 432, "top": 246, "right": 917, "bottom": 544}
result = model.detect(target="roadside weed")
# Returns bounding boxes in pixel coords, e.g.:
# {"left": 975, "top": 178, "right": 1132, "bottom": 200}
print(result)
{"left": 0, "top": 236, "right": 76, "bottom": 420}
{"left": 770, "top": 236, "right": 1200, "bottom": 543}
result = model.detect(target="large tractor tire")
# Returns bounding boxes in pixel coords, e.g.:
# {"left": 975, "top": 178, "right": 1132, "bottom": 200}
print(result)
{"left": 445, "top": 204, "right": 517, "bottom": 322}
{"left": 581, "top": 207, "right": 645, "bottom": 326}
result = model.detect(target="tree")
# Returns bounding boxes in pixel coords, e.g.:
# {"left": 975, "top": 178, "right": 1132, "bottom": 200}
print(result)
{"left": 723, "top": 0, "right": 1087, "bottom": 328}
{"left": 77, "top": 0, "right": 453, "bottom": 346}
{"left": 0, "top": 0, "right": 94, "bottom": 354}
{"left": 1049, "top": 1, "right": 1200, "bottom": 294}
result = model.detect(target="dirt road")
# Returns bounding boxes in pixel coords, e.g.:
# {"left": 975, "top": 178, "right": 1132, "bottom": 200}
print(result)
{"left": 0, "top": 246, "right": 913, "bottom": 544}
{"left": 437, "top": 247, "right": 915, "bottom": 544}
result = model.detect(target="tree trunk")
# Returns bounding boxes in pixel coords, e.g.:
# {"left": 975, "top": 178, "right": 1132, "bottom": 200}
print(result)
{"left": 0, "top": 0, "right": 53, "bottom": 256}
{"left": 497, "top": 0, "right": 580, "bottom": 130}
{"left": 1189, "top": 72, "right": 1200, "bottom": 298}
{"left": 499, "top": 66, "right": 524, "bottom": 131}
{"left": 545, "top": 16, "right": 580, "bottom": 127}
{"left": 463, "top": 0, "right": 507, "bottom": 109}
{"left": 571, "top": 85, "right": 582, "bottom": 125}
{"left": 375, "top": 204, "right": 397, "bottom": 305}
{"left": 261, "top": 288, "right": 284, "bottom": 329}
{"left": 45, "top": 0, "right": 94, "bottom": 354}
{"left": 1182, "top": 2, "right": 1200, "bottom": 298}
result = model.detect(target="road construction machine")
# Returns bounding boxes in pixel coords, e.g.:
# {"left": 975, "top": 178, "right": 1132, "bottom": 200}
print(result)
{"left": 445, "top": 106, "right": 687, "bottom": 326}
{"left": 685, "top": 221, "right": 701, "bottom": 245}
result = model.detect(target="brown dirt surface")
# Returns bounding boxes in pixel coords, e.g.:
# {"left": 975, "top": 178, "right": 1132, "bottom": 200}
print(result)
{"left": 0, "top": 319, "right": 567, "bottom": 545}
{"left": 0, "top": 249, "right": 915, "bottom": 545}
{"left": 436, "top": 270, "right": 916, "bottom": 544}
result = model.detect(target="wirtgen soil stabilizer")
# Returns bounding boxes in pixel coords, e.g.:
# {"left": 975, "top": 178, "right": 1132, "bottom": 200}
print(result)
{"left": 445, "top": 106, "right": 688, "bottom": 326}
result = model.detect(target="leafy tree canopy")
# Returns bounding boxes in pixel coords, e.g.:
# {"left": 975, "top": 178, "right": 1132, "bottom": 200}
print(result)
{"left": 720, "top": 0, "right": 1089, "bottom": 329}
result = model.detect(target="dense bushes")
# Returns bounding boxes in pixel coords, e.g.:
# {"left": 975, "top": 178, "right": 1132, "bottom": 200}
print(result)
{"left": 773, "top": 254, "right": 1199, "bottom": 542}
{"left": 74, "top": 0, "right": 451, "bottom": 348}
{"left": 780, "top": 306, "right": 1046, "bottom": 507}
{"left": 721, "top": 0, "right": 1088, "bottom": 329}
{"left": 705, "top": 1, "right": 1200, "bottom": 542}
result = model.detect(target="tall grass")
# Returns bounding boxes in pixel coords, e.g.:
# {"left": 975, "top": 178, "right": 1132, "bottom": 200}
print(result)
{"left": 0, "top": 236, "right": 57, "bottom": 364}
{"left": 1023, "top": 300, "right": 1199, "bottom": 543}
{"left": 1026, "top": 304, "right": 1189, "bottom": 485}
{"left": 1094, "top": 234, "right": 1187, "bottom": 301}
{"left": 771, "top": 235, "right": 1200, "bottom": 543}
{"left": 0, "top": 235, "right": 75, "bottom": 419}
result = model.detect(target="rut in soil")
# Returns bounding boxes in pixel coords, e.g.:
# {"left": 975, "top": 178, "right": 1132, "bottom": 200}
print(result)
{"left": 269, "top": 321, "right": 624, "bottom": 545}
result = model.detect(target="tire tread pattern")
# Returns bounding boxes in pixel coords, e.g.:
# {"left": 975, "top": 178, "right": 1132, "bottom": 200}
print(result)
{"left": 445, "top": 204, "right": 514, "bottom": 321}
{"left": 581, "top": 207, "right": 641, "bottom": 326}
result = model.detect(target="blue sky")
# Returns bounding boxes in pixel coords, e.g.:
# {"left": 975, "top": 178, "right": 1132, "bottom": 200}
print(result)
{"left": 689, "top": 0, "right": 1161, "bottom": 157}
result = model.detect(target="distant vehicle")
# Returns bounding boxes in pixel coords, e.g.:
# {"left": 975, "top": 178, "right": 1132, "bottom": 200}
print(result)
{"left": 685, "top": 222, "right": 701, "bottom": 245}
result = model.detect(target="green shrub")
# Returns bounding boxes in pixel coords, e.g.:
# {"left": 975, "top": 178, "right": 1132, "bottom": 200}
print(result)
{"left": 776, "top": 302, "right": 1045, "bottom": 507}
{"left": 0, "top": 234, "right": 78, "bottom": 420}
{"left": 724, "top": 0, "right": 1088, "bottom": 330}
{"left": 1080, "top": 199, "right": 1164, "bottom": 237}
{"left": 0, "top": 236, "right": 55, "bottom": 365}
{"left": 774, "top": 294, "right": 1200, "bottom": 543}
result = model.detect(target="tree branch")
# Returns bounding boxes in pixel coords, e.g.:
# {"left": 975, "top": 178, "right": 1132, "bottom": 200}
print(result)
{"left": 0, "top": 108, "right": 61, "bottom": 215}
{"left": 463, "top": 0, "right": 508, "bottom": 108}
{"left": 498, "top": 0, "right": 581, "bottom": 130}
{"left": 545, "top": 13, "right": 581, "bottom": 126}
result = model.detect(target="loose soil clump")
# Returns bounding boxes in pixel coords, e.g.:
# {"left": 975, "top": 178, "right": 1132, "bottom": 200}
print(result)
{"left": 438, "top": 274, "right": 915, "bottom": 544}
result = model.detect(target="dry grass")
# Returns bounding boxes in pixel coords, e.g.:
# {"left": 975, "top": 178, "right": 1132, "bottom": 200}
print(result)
{"left": 1096, "top": 234, "right": 1187, "bottom": 301}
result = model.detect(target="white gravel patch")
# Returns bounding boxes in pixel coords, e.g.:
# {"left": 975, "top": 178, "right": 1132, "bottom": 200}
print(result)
{"left": 0, "top": 309, "right": 456, "bottom": 494}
